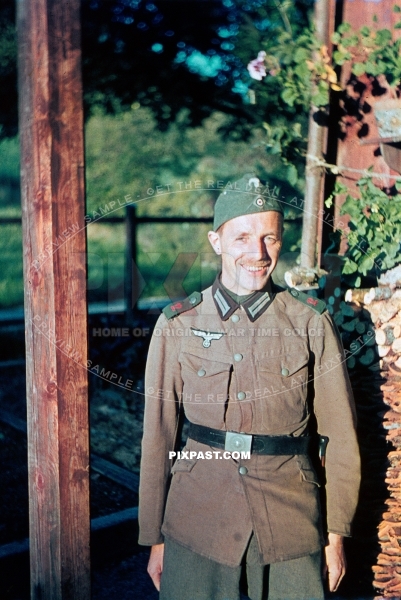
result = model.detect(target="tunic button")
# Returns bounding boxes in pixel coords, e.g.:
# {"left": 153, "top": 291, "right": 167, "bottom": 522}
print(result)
{"left": 239, "top": 466, "right": 248, "bottom": 475}
{"left": 290, "top": 288, "right": 299, "bottom": 297}
{"left": 237, "top": 391, "right": 246, "bottom": 400}
{"left": 234, "top": 353, "right": 243, "bottom": 362}
{"left": 189, "top": 296, "right": 197, "bottom": 304}
{"left": 231, "top": 314, "right": 240, "bottom": 323}
{"left": 281, "top": 367, "right": 289, "bottom": 377}
{"left": 197, "top": 369, "right": 206, "bottom": 377}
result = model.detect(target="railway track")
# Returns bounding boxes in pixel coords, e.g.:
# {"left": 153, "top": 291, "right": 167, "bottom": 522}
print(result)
{"left": 0, "top": 407, "right": 139, "bottom": 493}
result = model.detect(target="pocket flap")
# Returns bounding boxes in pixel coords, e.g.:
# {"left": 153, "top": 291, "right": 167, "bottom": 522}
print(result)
{"left": 171, "top": 458, "right": 197, "bottom": 474}
{"left": 258, "top": 352, "right": 309, "bottom": 377}
{"left": 296, "top": 459, "right": 321, "bottom": 487}
{"left": 179, "top": 352, "right": 232, "bottom": 377}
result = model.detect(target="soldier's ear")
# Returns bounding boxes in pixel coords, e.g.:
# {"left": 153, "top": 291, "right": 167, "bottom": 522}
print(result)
{"left": 208, "top": 230, "right": 222, "bottom": 255}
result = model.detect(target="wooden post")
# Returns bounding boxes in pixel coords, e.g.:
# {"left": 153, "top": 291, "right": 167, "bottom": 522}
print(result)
{"left": 17, "top": 1, "right": 90, "bottom": 598}
{"left": 126, "top": 204, "right": 139, "bottom": 322}
{"left": 300, "top": 0, "right": 334, "bottom": 269}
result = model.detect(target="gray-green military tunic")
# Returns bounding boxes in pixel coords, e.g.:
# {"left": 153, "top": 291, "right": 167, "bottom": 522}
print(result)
{"left": 138, "top": 277, "right": 361, "bottom": 567}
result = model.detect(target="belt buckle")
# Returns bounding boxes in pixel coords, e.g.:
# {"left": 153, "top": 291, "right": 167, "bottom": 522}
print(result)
{"left": 225, "top": 431, "right": 253, "bottom": 454}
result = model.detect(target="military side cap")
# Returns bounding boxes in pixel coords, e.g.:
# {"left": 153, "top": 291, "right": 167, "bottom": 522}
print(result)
{"left": 162, "top": 291, "right": 202, "bottom": 320}
{"left": 213, "top": 173, "right": 284, "bottom": 231}
{"left": 289, "top": 288, "right": 326, "bottom": 314}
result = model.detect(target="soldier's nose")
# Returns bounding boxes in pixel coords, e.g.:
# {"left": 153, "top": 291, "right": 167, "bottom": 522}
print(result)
{"left": 247, "top": 240, "right": 267, "bottom": 259}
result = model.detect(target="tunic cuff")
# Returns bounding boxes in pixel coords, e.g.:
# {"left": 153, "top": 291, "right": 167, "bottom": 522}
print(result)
{"left": 138, "top": 530, "right": 165, "bottom": 546}
{"left": 327, "top": 524, "right": 352, "bottom": 538}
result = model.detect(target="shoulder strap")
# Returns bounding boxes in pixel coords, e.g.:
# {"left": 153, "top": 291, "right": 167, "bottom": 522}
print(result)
{"left": 162, "top": 291, "right": 202, "bottom": 320}
{"left": 288, "top": 288, "right": 327, "bottom": 314}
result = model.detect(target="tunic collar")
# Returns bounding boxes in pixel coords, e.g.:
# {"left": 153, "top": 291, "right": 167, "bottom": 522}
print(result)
{"left": 212, "top": 275, "right": 276, "bottom": 322}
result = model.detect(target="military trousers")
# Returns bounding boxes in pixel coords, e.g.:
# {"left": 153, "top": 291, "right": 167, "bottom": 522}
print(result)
{"left": 159, "top": 534, "right": 325, "bottom": 600}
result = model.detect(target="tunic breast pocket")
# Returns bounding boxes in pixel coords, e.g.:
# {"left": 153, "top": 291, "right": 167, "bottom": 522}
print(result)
{"left": 178, "top": 352, "right": 233, "bottom": 426}
{"left": 256, "top": 351, "right": 310, "bottom": 428}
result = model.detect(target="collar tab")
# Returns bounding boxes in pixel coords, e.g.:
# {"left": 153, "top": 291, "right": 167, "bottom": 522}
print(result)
{"left": 212, "top": 277, "right": 275, "bottom": 322}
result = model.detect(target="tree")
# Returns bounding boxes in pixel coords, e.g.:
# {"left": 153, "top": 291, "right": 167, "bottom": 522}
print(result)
{"left": 1, "top": 0, "right": 314, "bottom": 146}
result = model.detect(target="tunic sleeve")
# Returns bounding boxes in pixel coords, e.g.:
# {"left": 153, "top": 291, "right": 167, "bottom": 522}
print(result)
{"left": 138, "top": 314, "right": 183, "bottom": 546}
{"left": 311, "top": 310, "right": 361, "bottom": 537}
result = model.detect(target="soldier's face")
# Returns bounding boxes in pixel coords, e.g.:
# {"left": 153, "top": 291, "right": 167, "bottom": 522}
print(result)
{"left": 208, "top": 211, "right": 283, "bottom": 295}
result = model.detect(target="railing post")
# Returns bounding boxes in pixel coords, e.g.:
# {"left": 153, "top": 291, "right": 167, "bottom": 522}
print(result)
{"left": 126, "top": 204, "right": 139, "bottom": 322}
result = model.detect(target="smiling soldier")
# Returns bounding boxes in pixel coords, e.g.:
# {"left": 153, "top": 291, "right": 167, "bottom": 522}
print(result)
{"left": 138, "top": 174, "right": 360, "bottom": 600}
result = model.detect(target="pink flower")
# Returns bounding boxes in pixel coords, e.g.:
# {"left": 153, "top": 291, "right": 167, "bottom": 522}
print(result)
{"left": 247, "top": 51, "right": 267, "bottom": 81}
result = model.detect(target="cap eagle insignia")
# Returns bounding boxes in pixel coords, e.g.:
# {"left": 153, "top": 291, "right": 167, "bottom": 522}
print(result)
{"left": 190, "top": 328, "right": 226, "bottom": 348}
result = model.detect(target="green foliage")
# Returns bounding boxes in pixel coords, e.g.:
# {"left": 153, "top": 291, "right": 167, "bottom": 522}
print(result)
{"left": 267, "top": 29, "right": 340, "bottom": 110}
{"left": 85, "top": 106, "right": 296, "bottom": 216}
{"left": 0, "top": 135, "right": 19, "bottom": 180}
{"left": 244, "top": 4, "right": 341, "bottom": 185}
{"left": 332, "top": 8, "right": 401, "bottom": 89}
{"left": 0, "top": 224, "right": 23, "bottom": 306}
{"left": 335, "top": 179, "right": 401, "bottom": 279}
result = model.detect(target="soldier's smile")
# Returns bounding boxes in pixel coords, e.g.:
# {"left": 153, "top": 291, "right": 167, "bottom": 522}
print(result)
{"left": 241, "top": 263, "right": 270, "bottom": 273}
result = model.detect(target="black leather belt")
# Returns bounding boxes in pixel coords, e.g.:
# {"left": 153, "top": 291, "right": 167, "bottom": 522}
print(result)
{"left": 188, "top": 423, "right": 311, "bottom": 455}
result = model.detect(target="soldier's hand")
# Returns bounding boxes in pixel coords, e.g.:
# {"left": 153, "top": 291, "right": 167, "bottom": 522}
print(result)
{"left": 148, "top": 543, "right": 165, "bottom": 591}
{"left": 323, "top": 533, "right": 346, "bottom": 592}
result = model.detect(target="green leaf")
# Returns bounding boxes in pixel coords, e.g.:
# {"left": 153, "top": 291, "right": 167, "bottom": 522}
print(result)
{"left": 365, "top": 61, "right": 380, "bottom": 76}
{"left": 331, "top": 32, "right": 341, "bottom": 45}
{"left": 281, "top": 88, "right": 297, "bottom": 107}
{"left": 334, "top": 181, "right": 348, "bottom": 195}
{"left": 353, "top": 62, "right": 367, "bottom": 76}
{"left": 294, "top": 61, "right": 310, "bottom": 80}
{"left": 363, "top": 36, "right": 377, "bottom": 49}
{"left": 356, "top": 222, "right": 367, "bottom": 235}
{"left": 355, "top": 276, "right": 361, "bottom": 288}
{"left": 333, "top": 50, "right": 350, "bottom": 65}
{"left": 373, "top": 232, "right": 384, "bottom": 244}
{"left": 293, "top": 122, "right": 302, "bottom": 137}
{"left": 342, "top": 259, "right": 358, "bottom": 275}
{"left": 395, "top": 22, "right": 401, "bottom": 29}
{"left": 359, "top": 255, "right": 375, "bottom": 274}
{"left": 394, "top": 5, "right": 401, "bottom": 12}
{"left": 360, "top": 26, "right": 371, "bottom": 37}
{"left": 375, "top": 29, "right": 392, "bottom": 45}
{"left": 267, "top": 141, "right": 282, "bottom": 155}
{"left": 294, "top": 47, "right": 310, "bottom": 63}
{"left": 338, "top": 22, "right": 352, "bottom": 34}
{"left": 387, "top": 242, "right": 400, "bottom": 258}
{"left": 348, "top": 34, "right": 359, "bottom": 46}
{"left": 313, "top": 91, "right": 329, "bottom": 107}
{"left": 287, "top": 164, "right": 298, "bottom": 186}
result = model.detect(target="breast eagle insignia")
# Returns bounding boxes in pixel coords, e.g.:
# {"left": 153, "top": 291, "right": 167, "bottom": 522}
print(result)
{"left": 190, "top": 328, "right": 226, "bottom": 348}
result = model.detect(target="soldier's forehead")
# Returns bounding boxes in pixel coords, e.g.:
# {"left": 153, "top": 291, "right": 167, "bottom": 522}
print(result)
{"left": 221, "top": 212, "right": 283, "bottom": 234}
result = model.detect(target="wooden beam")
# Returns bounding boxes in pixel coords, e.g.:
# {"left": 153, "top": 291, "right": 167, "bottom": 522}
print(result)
{"left": 16, "top": 1, "right": 90, "bottom": 598}
{"left": 300, "top": 0, "right": 334, "bottom": 269}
